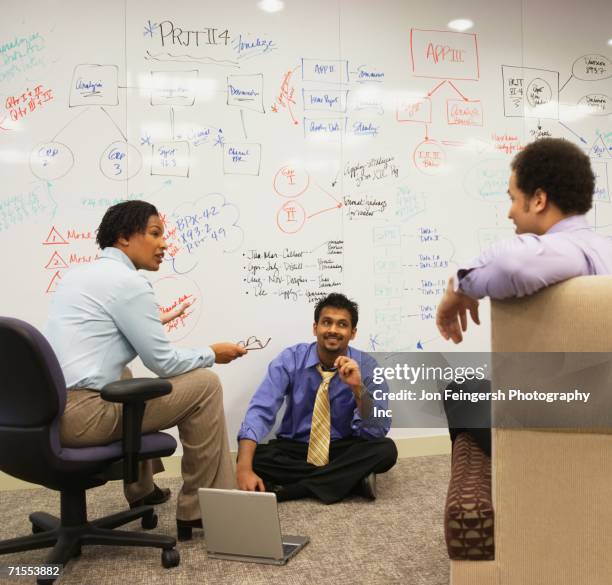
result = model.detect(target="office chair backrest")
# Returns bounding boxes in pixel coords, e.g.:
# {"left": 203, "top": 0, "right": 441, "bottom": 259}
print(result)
{"left": 0, "top": 317, "right": 75, "bottom": 487}
{"left": 0, "top": 317, "right": 66, "bottom": 427}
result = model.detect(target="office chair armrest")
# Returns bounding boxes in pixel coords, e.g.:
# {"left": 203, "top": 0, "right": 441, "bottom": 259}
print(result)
{"left": 101, "top": 378, "right": 173, "bottom": 483}
{"left": 100, "top": 378, "right": 172, "bottom": 403}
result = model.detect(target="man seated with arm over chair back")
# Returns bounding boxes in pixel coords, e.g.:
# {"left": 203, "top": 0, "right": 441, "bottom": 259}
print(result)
{"left": 236, "top": 293, "right": 398, "bottom": 503}
{"left": 437, "top": 137, "right": 612, "bottom": 345}
{"left": 44, "top": 200, "right": 247, "bottom": 541}
{"left": 435, "top": 137, "right": 612, "bottom": 455}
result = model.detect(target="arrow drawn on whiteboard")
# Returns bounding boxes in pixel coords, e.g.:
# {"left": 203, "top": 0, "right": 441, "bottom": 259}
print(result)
{"left": 331, "top": 168, "right": 340, "bottom": 188}
{"left": 240, "top": 109, "right": 248, "bottom": 139}
{"left": 448, "top": 81, "right": 468, "bottom": 101}
{"left": 309, "top": 241, "right": 330, "bottom": 253}
{"left": 558, "top": 121, "right": 587, "bottom": 144}
{"left": 316, "top": 182, "right": 342, "bottom": 205}
{"left": 100, "top": 106, "right": 127, "bottom": 141}
{"left": 559, "top": 75, "right": 573, "bottom": 93}
{"left": 272, "top": 67, "right": 300, "bottom": 125}
{"left": 307, "top": 203, "right": 343, "bottom": 219}
{"left": 427, "top": 79, "right": 446, "bottom": 97}
{"left": 416, "top": 336, "right": 439, "bottom": 350}
{"left": 51, "top": 107, "right": 90, "bottom": 141}
{"left": 147, "top": 179, "right": 174, "bottom": 203}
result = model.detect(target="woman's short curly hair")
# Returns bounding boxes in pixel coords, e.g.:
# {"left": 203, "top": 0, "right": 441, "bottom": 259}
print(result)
{"left": 96, "top": 200, "right": 159, "bottom": 249}
{"left": 511, "top": 138, "right": 594, "bottom": 214}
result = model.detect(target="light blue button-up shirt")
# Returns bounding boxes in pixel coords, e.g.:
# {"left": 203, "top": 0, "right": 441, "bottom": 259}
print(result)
{"left": 44, "top": 247, "right": 214, "bottom": 390}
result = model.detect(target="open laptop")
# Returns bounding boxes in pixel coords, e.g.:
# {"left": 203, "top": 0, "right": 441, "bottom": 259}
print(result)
{"left": 198, "top": 488, "right": 309, "bottom": 565}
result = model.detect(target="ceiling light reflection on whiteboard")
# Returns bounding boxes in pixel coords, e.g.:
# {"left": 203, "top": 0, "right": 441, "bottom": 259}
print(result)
{"left": 257, "top": 0, "right": 284, "bottom": 13}
{"left": 447, "top": 19, "right": 474, "bottom": 32}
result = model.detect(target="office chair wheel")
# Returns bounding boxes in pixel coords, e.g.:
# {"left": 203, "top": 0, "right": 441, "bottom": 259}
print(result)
{"left": 161, "top": 548, "right": 180, "bottom": 568}
{"left": 31, "top": 523, "right": 44, "bottom": 534}
{"left": 141, "top": 510, "right": 158, "bottom": 530}
{"left": 72, "top": 545, "right": 82, "bottom": 557}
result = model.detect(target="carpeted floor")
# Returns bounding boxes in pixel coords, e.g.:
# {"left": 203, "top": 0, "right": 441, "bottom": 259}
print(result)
{"left": 0, "top": 455, "right": 451, "bottom": 585}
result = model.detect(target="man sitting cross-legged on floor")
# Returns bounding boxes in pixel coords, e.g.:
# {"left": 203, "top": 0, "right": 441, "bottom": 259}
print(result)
{"left": 236, "top": 293, "right": 398, "bottom": 503}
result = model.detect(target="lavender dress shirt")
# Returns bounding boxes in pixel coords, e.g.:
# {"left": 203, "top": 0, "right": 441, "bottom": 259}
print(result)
{"left": 456, "top": 215, "right": 612, "bottom": 299}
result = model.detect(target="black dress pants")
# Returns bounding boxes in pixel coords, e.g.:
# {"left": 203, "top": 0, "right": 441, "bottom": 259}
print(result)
{"left": 444, "top": 379, "right": 492, "bottom": 456}
{"left": 252, "top": 437, "right": 398, "bottom": 504}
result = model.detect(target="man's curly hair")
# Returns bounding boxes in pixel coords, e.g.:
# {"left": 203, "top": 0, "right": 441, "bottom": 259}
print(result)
{"left": 96, "top": 200, "right": 159, "bottom": 249}
{"left": 511, "top": 138, "right": 594, "bottom": 214}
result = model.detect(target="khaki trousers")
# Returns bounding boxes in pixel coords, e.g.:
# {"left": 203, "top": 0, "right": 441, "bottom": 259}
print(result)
{"left": 59, "top": 368, "right": 235, "bottom": 520}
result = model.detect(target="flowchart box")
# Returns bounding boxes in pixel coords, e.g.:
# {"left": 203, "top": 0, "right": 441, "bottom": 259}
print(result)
{"left": 502, "top": 65, "right": 559, "bottom": 119}
{"left": 151, "top": 142, "right": 190, "bottom": 177}
{"left": 223, "top": 143, "right": 262, "bottom": 175}
{"left": 447, "top": 99, "right": 483, "bottom": 126}
{"left": 302, "top": 59, "right": 349, "bottom": 83}
{"left": 227, "top": 74, "right": 264, "bottom": 113}
{"left": 69, "top": 64, "right": 118, "bottom": 106}
{"left": 410, "top": 29, "right": 479, "bottom": 80}
{"left": 373, "top": 225, "right": 401, "bottom": 246}
{"left": 151, "top": 70, "right": 198, "bottom": 106}
{"left": 374, "top": 275, "right": 404, "bottom": 299}
{"left": 397, "top": 96, "right": 432, "bottom": 123}
{"left": 303, "top": 89, "right": 348, "bottom": 112}
{"left": 303, "top": 117, "right": 345, "bottom": 139}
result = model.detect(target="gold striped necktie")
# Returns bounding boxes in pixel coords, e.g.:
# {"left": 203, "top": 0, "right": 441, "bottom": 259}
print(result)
{"left": 307, "top": 365, "right": 337, "bottom": 466}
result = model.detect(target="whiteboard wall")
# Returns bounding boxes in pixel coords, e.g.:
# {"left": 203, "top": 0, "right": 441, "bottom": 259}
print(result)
{"left": 2, "top": 0, "right": 611, "bottom": 445}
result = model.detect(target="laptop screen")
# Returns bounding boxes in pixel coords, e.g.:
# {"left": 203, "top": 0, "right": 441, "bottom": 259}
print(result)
{"left": 199, "top": 488, "right": 285, "bottom": 559}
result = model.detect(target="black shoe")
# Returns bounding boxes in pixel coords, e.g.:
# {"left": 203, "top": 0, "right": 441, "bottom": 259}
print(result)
{"left": 129, "top": 484, "right": 171, "bottom": 509}
{"left": 359, "top": 473, "right": 377, "bottom": 500}
{"left": 265, "top": 482, "right": 285, "bottom": 495}
{"left": 264, "top": 481, "right": 310, "bottom": 502}
{"left": 176, "top": 518, "right": 203, "bottom": 541}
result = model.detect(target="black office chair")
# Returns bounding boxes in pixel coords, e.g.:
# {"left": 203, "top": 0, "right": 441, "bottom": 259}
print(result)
{"left": 0, "top": 317, "right": 181, "bottom": 584}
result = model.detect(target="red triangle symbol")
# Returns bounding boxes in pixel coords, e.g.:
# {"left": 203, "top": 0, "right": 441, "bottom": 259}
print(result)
{"left": 45, "top": 251, "right": 69, "bottom": 269}
{"left": 43, "top": 226, "right": 68, "bottom": 245}
{"left": 46, "top": 271, "right": 62, "bottom": 293}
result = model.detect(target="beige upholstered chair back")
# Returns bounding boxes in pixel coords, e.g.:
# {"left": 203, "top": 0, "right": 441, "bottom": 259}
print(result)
{"left": 491, "top": 275, "right": 612, "bottom": 352}
{"left": 487, "top": 275, "right": 612, "bottom": 585}
{"left": 452, "top": 276, "right": 612, "bottom": 585}
{"left": 451, "top": 276, "right": 612, "bottom": 585}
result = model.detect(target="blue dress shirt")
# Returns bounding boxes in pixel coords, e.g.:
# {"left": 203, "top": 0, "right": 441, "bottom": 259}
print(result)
{"left": 44, "top": 247, "right": 214, "bottom": 390}
{"left": 238, "top": 342, "right": 391, "bottom": 443}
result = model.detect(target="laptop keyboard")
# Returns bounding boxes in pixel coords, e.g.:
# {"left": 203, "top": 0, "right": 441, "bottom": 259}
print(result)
{"left": 283, "top": 543, "right": 299, "bottom": 556}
